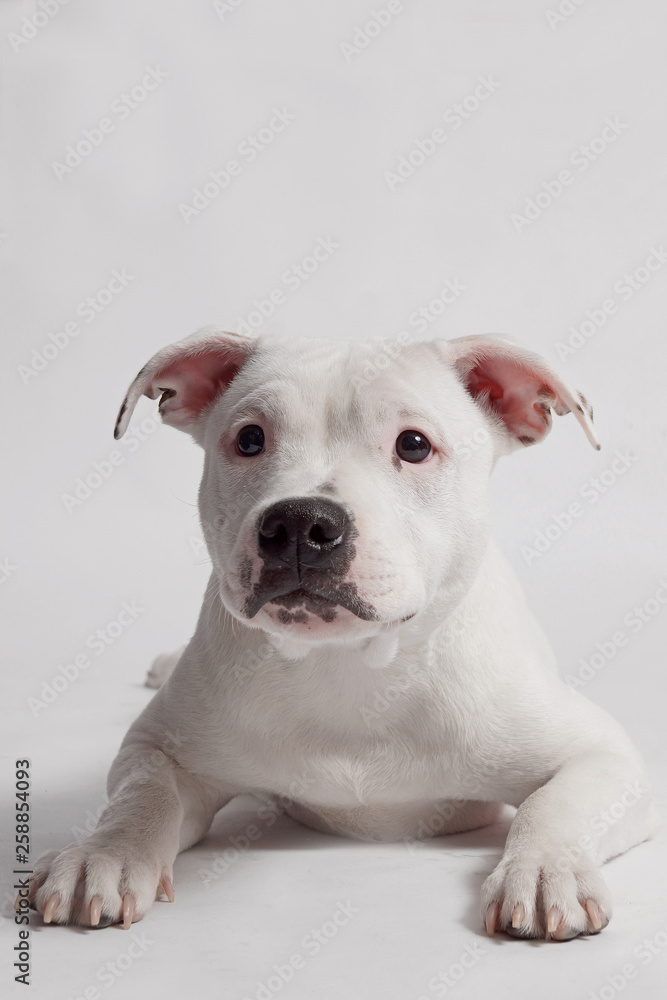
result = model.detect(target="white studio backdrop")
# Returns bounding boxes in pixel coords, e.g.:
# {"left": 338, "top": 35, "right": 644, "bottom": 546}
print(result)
{"left": 1, "top": 2, "right": 666, "bottom": 999}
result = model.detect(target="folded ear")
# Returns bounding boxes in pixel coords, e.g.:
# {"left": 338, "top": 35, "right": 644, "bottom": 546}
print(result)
{"left": 114, "top": 327, "right": 256, "bottom": 442}
{"left": 443, "top": 334, "right": 600, "bottom": 451}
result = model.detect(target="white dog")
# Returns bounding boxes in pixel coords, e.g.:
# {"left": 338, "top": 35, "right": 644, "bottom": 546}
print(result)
{"left": 28, "top": 329, "right": 655, "bottom": 940}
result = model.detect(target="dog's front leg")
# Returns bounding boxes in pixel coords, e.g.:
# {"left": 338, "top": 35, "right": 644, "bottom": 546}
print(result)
{"left": 29, "top": 742, "right": 230, "bottom": 928}
{"left": 482, "top": 747, "right": 656, "bottom": 940}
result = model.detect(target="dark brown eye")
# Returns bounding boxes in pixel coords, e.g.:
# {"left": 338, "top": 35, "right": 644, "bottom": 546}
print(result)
{"left": 236, "top": 425, "right": 265, "bottom": 456}
{"left": 396, "top": 430, "right": 431, "bottom": 463}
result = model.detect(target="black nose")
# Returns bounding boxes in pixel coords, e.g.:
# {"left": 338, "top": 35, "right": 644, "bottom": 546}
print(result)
{"left": 258, "top": 497, "right": 351, "bottom": 570}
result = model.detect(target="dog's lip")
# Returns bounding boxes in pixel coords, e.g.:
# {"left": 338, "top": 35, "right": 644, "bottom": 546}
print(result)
{"left": 270, "top": 587, "right": 335, "bottom": 606}
{"left": 269, "top": 594, "right": 419, "bottom": 628}
{"left": 244, "top": 580, "right": 378, "bottom": 622}
{"left": 267, "top": 588, "right": 338, "bottom": 624}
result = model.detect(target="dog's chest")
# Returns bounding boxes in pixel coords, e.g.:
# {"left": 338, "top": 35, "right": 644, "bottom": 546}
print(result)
{"left": 238, "top": 731, "right": 458, "bottom": 808}
{"left": 223, "top": 663, "right": 466, "bottom": 807}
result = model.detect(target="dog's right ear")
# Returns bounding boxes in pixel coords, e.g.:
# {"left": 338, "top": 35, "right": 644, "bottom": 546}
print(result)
{"left": 114, "top": 327, "right": 256, "bottom": 443}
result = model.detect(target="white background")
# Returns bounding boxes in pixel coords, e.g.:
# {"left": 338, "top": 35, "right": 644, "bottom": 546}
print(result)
{"left": 2, "top": 1, "right": 666, "bottom": 998}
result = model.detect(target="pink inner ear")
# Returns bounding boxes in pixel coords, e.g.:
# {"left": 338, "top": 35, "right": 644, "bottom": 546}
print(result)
{"left": 466, "top": 357, "right": 555, "bottom": 443}
{"left": 153, "top": 350, "right": 242, "bottom": 428}
{"left": 468, "top": 370, "right": 504, "bottom": 405}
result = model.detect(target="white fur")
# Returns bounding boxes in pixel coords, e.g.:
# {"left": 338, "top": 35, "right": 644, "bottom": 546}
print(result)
{"left": 31, "top": 330, "right": 656, "bottom": 940}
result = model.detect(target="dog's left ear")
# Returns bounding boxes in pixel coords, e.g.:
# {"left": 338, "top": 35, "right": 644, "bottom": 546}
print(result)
{"left": 114, "top": 327, "right": 256, "bottom": 443}
{"left": 441, "top": 335, "right": 600, "bottom": 451}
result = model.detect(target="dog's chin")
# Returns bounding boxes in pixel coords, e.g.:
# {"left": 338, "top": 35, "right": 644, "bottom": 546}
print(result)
{"left": 221, "top": 589, "right": 381, "bottom": 645}
{"left": 245, "top": 587, "right": 371, "bottom": 641}
{"left": 220, "top": 580, "right": 417, "bottom": 647}
{"left": 260, "top": 598, "right": 376, "bottom": 639}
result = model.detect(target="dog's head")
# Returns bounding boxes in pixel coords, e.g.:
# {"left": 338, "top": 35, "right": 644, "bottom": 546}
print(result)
{"left": 115, "top": 328, "right": 598, "bottom": 647}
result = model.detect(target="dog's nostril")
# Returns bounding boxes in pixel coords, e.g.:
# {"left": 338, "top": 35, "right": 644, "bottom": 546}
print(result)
{"left": 308, "top": 522, "right": 340, "bottom": 545}
{"left": 260, "top": 521, "right": 288, "bottom": 544}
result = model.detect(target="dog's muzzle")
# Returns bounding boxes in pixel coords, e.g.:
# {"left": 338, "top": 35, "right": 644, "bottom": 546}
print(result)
{"left": 242, "top": 497, "right": 377, "bottom": 622}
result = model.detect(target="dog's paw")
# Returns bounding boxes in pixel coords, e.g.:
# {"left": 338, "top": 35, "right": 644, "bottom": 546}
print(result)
{"left": 27, "top": 838, "right": 174, "bottom": 928}
{"left": 481, "top": 850, "right": 612, "bottom": 941}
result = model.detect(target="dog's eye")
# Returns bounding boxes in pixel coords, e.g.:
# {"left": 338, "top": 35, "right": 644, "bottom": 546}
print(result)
{"left": 396, "top": 430, "right": 432, "bottom": 463}
{"left": 236, "top": 425, "right": 265, "bottom": 457}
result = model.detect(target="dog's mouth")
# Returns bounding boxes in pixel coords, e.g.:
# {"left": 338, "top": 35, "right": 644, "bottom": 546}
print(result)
{"left": 242, "top": 578, "right": 378, "bottom": 623}
{"left": 268, "top": 588, "right": 339, "bottom": 624}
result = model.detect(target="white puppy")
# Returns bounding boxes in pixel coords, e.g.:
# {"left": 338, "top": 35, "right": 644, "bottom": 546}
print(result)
{"left": 30, "top": 329, "right": 655, "bottom": 940}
